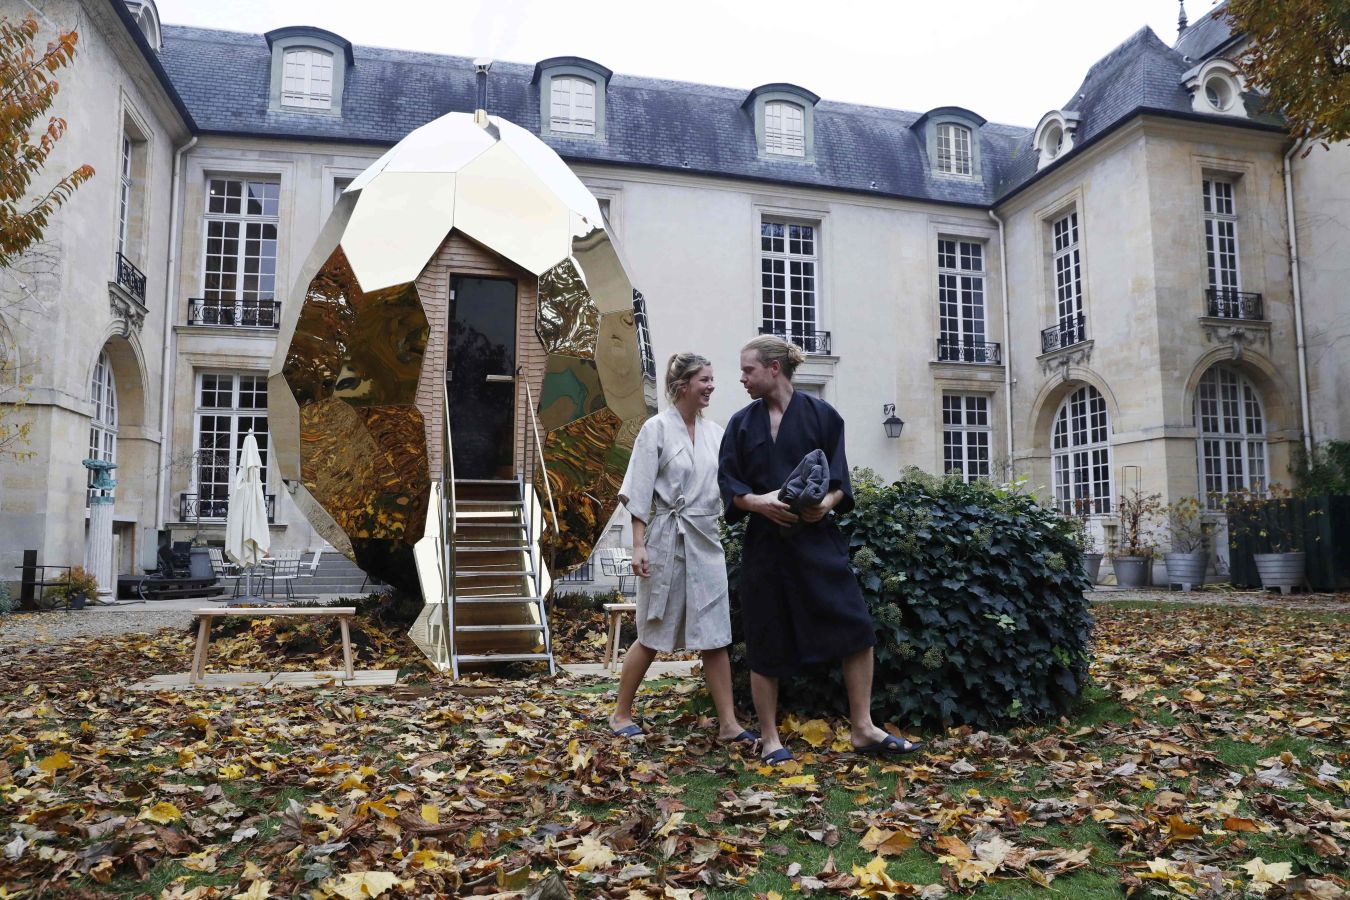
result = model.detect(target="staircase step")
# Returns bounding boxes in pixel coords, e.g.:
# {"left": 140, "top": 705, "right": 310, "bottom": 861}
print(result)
{"left": 455, "top": 570, "right": 533, "bottom": 578}
{"left": 458, "top": 499, "right": 523, "bottom": 507}
{"left": 455, "top": 596, "right": 545, "bottom": 605}
{"left": 454, "top": 546, "right": 528, "bottom": 554}
{"left": 457, "top": 522, "right": 526, "bottom": 530}
{"left": 456, "top": 652, "right": 553, "bottom": 664}
{"left": 455, "top": 623, "right": 545, "bottom": 633}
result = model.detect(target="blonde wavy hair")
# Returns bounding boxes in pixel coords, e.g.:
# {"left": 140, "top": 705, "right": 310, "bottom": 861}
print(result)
{"left": 664, "top": 352, "right": 712, "bottom": 404}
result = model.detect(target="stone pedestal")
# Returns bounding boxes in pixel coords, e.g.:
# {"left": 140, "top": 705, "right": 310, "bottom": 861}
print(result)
{"left": 83, "top": 460, "right": 118, "bottom": 601}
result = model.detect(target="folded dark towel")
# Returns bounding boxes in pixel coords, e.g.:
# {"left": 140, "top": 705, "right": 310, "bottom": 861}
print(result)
{"left": 778, "top": 449, "right": 829, "bottom": 533}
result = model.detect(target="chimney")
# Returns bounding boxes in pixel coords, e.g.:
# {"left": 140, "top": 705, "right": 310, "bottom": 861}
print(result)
{"left": 474, "top": 58, "right": 492, "bottom": 126}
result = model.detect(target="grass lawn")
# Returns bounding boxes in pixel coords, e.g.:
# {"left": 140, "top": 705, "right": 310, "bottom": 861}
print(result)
{"left": 0, "top": 600, "right": 1346, "bottom": 898}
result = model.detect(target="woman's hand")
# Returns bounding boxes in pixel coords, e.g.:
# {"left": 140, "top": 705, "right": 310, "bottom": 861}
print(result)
{"left": 630, "top": 546, "right": 651, "bottom": 578}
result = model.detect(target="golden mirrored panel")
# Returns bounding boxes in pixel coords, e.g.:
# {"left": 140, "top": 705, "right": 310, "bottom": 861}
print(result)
{"left": 538, "top": 355, "right": 605, "bottom": 432}
{"left": 537, "top": 258, "right": 599, "bottom": 357}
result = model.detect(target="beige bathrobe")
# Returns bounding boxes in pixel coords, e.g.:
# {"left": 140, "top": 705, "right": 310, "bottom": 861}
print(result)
{"left": 618, "top": 407, "right": 731, "bottom": 651}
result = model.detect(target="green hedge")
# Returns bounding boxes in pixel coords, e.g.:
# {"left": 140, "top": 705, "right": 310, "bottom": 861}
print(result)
{"left": 725, "top": 470, "right": 1094, "bottom": 730}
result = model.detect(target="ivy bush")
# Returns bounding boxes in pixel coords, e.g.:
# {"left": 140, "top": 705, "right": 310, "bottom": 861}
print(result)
{"left": 724, "top": 469, "right": 1093, "bottom": 730}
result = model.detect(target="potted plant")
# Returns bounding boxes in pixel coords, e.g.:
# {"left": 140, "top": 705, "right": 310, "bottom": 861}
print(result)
{"left": 1112, "top": 488, "right": 1162, "bottom": 588}
{"left": 48, "top": 567, "right": 99, "bottom": 610}
{"left": 1063, "top": 510, "right": 1102, "bottom": 584}
{"left": 1223, "top": 486, "right": 1319, "bottom": 594}
{"left": 1163, "top": 496, "right": 1208, "bottom": 591}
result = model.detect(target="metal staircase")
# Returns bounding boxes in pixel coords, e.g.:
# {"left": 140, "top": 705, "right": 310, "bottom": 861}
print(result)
{"left": 448, "top": 476, "right": 555, "bottom": 676}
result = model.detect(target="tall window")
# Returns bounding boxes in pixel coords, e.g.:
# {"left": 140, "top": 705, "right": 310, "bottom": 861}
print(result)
{"left": 281, "top": 48, "right": 333, "bottom": 110}
{"left": 760, "top": 220, "right": 818, "bottom": 347}
{"left": 202, "top": 178, "right": 280, "bottom": 326}
{"left": 936, "top": 123, "right": 973, "bottom": 175}
{"left": 193, "top": 373, "right": 269, "bottom": 519}
{"left": 1052, "top": 385, "right": 1111, "bottom": 515}
{"left": 550, "top": 76, "right": 596, "bottom": 135}
{"left": 1196, "top": 366, "right": 1266, "bottom": 503}
{"left": 943, "top": 395, "right": 991, "bottom": 482}
{"left": 1051, "top": 211, "right": 1085, "bottom": 344}
{"left": 1203, "top": 178, "right": 1240, "bottom": 296}
{"left": 937, "top": 239, "right": 988, "bottom": 361}
{"left": 87, "top": 351, "right": 117, "bottom": 505}
{"left": 765, "top": 101, "right": 805, "bottom": 157}
{"left": 117, "top": 136, "right": 133, "bottom": 258}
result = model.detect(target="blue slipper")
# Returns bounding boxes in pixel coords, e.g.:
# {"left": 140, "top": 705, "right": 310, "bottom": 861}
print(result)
{"left": 610, "top": 723, "right": 643, "bottom": 738}
{"left": 723, "top": 729, "right": 760, "bottom": 745}
{"left": 761, "top": 747, "right": 794, "bottom": 765}
{"left": 854, "top": 735, "right": 922, "bottom": 755}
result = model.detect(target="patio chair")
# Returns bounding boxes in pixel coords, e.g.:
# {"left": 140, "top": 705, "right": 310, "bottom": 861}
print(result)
{"left": 598, "top": 547, "right": 637, "bottom": 596}
{"left": 207, "top": 548, "right": 244, "bottom": 599}
{"left": 294, "top": 548, "right": 323, "bottom": 598}
{"left": 266, "top": 548, "right": 303, "bottom": 602}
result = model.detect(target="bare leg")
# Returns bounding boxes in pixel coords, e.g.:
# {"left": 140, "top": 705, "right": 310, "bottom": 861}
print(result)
{"left": 700, "top": 648, "right": 747, "bottom": 740}
{"left": 842, "top": 647, "right": 889, "bottom": 747}
{"left": 751, "top": 671, "right": 782, "bottom": 756}
{"left": 609, "top": 641, "right": 658, "bottom": 731}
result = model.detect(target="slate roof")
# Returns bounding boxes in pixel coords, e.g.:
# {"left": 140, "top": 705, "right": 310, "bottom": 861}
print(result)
{"left": 155, "top": 19, "right": 1285, "bottom": 209}
{"left": 1174, "top": 2, "right": 1239, "bottom": 61}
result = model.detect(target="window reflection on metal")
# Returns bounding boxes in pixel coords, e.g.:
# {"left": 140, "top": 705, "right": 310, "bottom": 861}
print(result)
{"left": 271, "top": 112, "right": 656, "bottom": 670}
{"left": 633, "top": 290, "right": 655, "bottom": 380}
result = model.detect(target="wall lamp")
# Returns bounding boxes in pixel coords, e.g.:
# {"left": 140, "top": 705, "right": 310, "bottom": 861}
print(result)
{"left": 882, "top": 404, "right": 905, "bottom": 439}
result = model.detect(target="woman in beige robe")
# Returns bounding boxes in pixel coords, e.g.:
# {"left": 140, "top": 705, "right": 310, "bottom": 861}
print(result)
{"left": 607, "top": 353, "right": 755, "bottom": 744}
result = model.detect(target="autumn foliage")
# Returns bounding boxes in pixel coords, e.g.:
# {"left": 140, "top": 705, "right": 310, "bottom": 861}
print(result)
{"left": 0, "top": 14, "right": 93, "bottom": 269}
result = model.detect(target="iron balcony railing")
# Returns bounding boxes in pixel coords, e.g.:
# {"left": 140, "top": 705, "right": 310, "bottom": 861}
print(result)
{"left": 179, "top": 492, "right": 276, "bottom": 523}
{"left": 758, "top": 326, "right": 832, "bottom": 355}
{"left": 936, "top": 338, "right": 1002, "bottom": 364}
{"left": 1206, "top": 288, "right": 1264, "bottom": 321}
{"left": 114, "top": 252, "right": 147, "bottom": 303}
{"left": 1041, "top": 314, "right": 1087, "bottom": 354}
{"left": 557, "top": 561, "right": 595, "bottom": 583}
{"left": 187, "top": 298, "right": 282, "bottom": 328}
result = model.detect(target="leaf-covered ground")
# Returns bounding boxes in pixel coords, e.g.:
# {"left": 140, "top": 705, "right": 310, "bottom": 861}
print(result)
{"left": 1, "top": 600, "right": 1346, "bottom": 899}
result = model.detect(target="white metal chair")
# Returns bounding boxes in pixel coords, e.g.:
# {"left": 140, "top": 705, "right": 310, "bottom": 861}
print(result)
{"left": 266, "top": 548, "right": 303, "bottom": 602}
{"left": 295, "top": 548, "right": 323, "bottom": 598}
{"left": 599, "top": 547, "right": 637, "bottom": 597}
{"left": 207, "top": 548, "right": 244, "bottom": 598}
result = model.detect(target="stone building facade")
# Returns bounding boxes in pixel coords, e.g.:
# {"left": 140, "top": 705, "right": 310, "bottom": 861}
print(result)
{"left": 1, "top": 0, "right": 1345, "bottom": 593}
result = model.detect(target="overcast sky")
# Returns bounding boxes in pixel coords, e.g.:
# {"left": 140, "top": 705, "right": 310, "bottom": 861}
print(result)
{"left": 152, "top": 0, "right": 1221, "bottom": 127}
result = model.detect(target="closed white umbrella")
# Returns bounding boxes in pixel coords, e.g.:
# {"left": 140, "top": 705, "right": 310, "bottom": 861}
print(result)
{"left": 225, "top": 432, "right": 270, "bottom": 601}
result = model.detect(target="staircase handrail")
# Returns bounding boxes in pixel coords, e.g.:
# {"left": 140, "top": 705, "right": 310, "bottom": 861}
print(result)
{"left": 518, "top": 369, "right": 558, "bottom": 581}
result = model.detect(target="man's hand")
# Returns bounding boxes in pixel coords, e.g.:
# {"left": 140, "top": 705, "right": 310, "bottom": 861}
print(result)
{"left": 742, "top": 492, "right": 799, "bottom": 526}
{"left": 799, "top": 489, "right": 843, "bottom": 523}
{"left": 630, "top": 546, "right": 651, "bottom": 578}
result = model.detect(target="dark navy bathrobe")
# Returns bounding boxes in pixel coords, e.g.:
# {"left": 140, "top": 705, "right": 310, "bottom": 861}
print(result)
{"left": 718, "top": 391, "right": 877, "bottom": 676}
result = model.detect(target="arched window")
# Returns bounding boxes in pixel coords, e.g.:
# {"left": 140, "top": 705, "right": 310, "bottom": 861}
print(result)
{"left": 764, "top": 101, "right": 805, "bottom": 156}
{"left": 1052, "top": 385, "right": 1111, "bottom": 515}
{"left": 88, "top": 351, "right": 118, "bottom": 504}
{"left": 935, "top": 123, "right": 972, "bottom": 175}
{"left": 281, "top": 47, "right": 334, "bottom": 109}
{"left": 1196, "top": 366, "right": 1266, "bottom": 502}
{"left": 550, "top": 75, "right": 597, "bottom": 134}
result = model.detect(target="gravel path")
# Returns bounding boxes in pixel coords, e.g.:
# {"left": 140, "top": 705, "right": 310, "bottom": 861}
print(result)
{"left": 0, "top": 604, "right": 194, "bottom": 650}
{"left": 1093, "top": 586, "right": 1350, "bottom": 612}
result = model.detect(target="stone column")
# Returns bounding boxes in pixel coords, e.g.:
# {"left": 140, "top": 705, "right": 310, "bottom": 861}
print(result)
{"left": 83, "top": 460, "right": 118, "bottom": 602}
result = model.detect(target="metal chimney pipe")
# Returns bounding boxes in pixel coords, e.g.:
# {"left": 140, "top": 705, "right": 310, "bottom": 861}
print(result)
{"left": 473, "top": 58, "right": 492, "bottom": 126}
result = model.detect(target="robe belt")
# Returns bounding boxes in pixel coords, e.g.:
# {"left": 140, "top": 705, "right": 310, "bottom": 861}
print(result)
{"left": 644, "top": 495, "right": 720, "bottom": 621}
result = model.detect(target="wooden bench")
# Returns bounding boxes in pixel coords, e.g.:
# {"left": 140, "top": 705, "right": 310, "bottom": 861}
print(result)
{"left": 602, "top": 602, "right": 637, "bottom": 671}
{"left": 190, "top": 607, "right": 356, "bottom": 683}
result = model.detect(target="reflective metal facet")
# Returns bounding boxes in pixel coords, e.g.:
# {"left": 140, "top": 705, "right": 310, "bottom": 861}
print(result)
{"left": 273, "top": 111, "right": 655, "bottom": 668}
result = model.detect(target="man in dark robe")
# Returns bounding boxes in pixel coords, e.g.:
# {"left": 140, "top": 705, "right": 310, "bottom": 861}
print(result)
{"left": 719, "top": 336, "right": 921, "bottom": 763}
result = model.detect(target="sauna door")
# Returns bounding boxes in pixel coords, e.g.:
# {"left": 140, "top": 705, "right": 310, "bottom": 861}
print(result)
{"left": 447, "top": 276, "right": 517, "bottom": 479}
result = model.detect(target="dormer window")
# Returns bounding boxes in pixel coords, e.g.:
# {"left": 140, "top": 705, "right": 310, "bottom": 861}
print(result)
{"left": 936, "top": 123, "right": 972, "bottom": 175}
{"left": 1183, "top": 59, "right": 1248, "bottom": 119}
{"left": 550, "top": 75, "right": 596, "bottom": 134}
{"left": 913, "top": 107, "right": 985, "bottom": 179}
{"left": 282, "top": 48, "right": 334, "bottom": 110}
{"left": 534, "top": 57, "right": 612, "bottom": 140}
{"left": 764, "top": 101, "right": 805, "bottom": 157}
{"left": 265, "top": 26, "right": 352, "bottom": 116}
{"left": 744, "top": 84, "right": 819, "bottom": 161}
{"left": 123, "top": 0, "right": 162, "bottom": 51}
{"left": 1033, "top": 110, "right": 1081, "bottom": 171}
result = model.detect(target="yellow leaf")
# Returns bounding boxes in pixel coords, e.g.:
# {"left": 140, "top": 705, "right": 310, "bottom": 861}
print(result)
{"left": 36, "top": 751, "right": 71, "bottom": 775}
{"left": 419, "top": 804, "right": 439, "bottom": 825}
{"left": 182, "top": 851, "right": 218, "bottom": 873}
{"left": 859, "top": 825, "right": 916, "bottom": 856}
{"left": 796, "top": 719, "right": 833, "bottom": 749}
{"left": 139, "top": 801, "right": 182, "bottom": 824}
{"left": 218, "top": 764, "right": 245, "bottom": 781}
{"left": 1181, "top": 688, "right": 1205, "bottom": 702}
{"left": 231, "top": 879, "right": 271, "bottom": 900}
{"left": 1242, "top": 858, "right": 1293, "bottom": 886}
{"left": 568, "top": 834, "right": 617, "bottom": 871}
{"left": 328, "top": 872, "right": 400, "bottom": 899}
{"left": 779, "top": 774, "right": 816, "bottom": 788}
{"left": 308, "top": 802, "right": 338, "bottom": 820}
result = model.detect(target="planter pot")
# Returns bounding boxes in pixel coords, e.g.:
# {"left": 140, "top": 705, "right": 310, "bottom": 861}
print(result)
{"left": 189, "top": 547, "right": 213, "bottom": 579}
{"left": 1113, "top": 555, "right": 1151, "bottom": 589}
{"left": 69, "top": 592, "right": 87, "bottom": 611}
{"left": 1164, "top": 552, "right": 1209, "bottom": 592}
{"left": 1254, "top": 551, "right": 1307, "bottom": 595}
{"left": 1081, "top": 553, "right": 1103, "bottom": 584}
